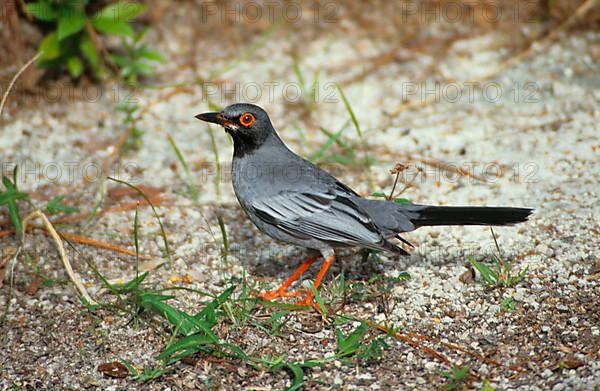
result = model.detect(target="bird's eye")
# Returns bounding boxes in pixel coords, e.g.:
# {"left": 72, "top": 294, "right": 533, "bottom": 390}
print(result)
{"left": 239, "top": 113, "right": 255, "bottom": 127}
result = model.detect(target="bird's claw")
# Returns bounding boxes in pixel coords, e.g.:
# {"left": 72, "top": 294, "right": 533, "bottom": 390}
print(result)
{"left": 296, "top": 295, "right": 324, "bottom": 312}
{"left": 257, "top": 287, "right": 303, "bottom": 301}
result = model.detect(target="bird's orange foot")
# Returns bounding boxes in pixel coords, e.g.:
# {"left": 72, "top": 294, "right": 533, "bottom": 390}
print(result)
{"left": 257, "top": 287, "right": 303, "bottom": 301}
{"left": 296, "top": 294, "right": 324, "bottom": 312}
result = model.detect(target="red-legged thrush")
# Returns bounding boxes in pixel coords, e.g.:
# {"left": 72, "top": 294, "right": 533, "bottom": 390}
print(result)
{"left": 196, "top": 103, "right": 533, "bottom": 307}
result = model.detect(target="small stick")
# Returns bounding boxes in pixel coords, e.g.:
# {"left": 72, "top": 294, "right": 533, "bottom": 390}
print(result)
{"left": 22, "top": 210, "right": 96, "bottom": 305}
{"left": 0, "top": 51, "right": 42, "bottom": 118}
{"left": 0, "top": 226, "right": 148, "bottom": 258}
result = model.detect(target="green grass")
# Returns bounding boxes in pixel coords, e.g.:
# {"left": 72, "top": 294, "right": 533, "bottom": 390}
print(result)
{"left": 438, "top": 365, "right": 470, "bottom": 390}
{"left": 469, "top": 229, "right": 528, "bottom": 288}
{"left": 338, "top": 86, "right": 374, "bottom": 191}
{"left": 291, "top": 52, "right": 322, "bottom": 114}
{"left": 499, "top": 296, "right": 516, "bottom": 313}
{"left": 0, "top": 167, "right": 28, "bottom": 233}
{"left": 308, "top": 122, "right": 350, "bottom": 163}
{"left": 27, "top": 1, "right": 161, "bottom": 82}
{"left": 167, "top": 134, "right": 200, "bottom": 202}
{"left": 107, "top": 176, "right": 172, "bottom": 268}
{"left": 83, "top": 258, "right": 398, "bottom": 388}
{"left": 469, "top": 256, "right": 528, "bottom": 288}
{"left": 46, "top": 195, "right": 80, "bottom": 215}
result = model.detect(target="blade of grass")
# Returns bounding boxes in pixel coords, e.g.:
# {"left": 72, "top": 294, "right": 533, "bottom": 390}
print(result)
{"left": 133, "top": 204, "right": 140, "bottom": 277}
{"left": 107, "top": 176, "right": 172, "bottom": 268}
{"left": 309, "top": 123, "right": 350, "bottom": 162}
{"left": 217, "top": 213, "right": 229, "bottom": 268}
{"left": 206, "top": 124, "right": 222, "bottom": 197}
{"left": 292, "top": 53, "right": 305, "bottom": 93}
{"left": 158, "top": 334, "right": 216, "bottom": 361}
{"left": 338, "top": 86, "right": 362, "bottom": 137}
{"left": 338, "top": 85, "right": 373, "bottom": 190}
{"left": 195, "top": 285, "right": 235, "bottom": 322}
{"left": 167, "top": 134, "right": 200, "bottom": 202}
{"left": 309, "top": 283, "right": 327, "bottom": 316}
{"left": 283, "top": 362, "right": 305, "bottom": 391}
{"left": 336, "top": 321, "right": 368, "bottom": 357}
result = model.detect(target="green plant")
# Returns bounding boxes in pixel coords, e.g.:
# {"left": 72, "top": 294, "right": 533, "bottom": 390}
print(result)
{"left": 291, "top": 52, "right": 321, "bottom": 114}
{"left": 335, "top": 322, "right": 389, "bottom": 362}
{"left": 438, "top": 365, "right": 470, "bottom": 391}
{"left": 499, "top": 296, "right": 516, "bottom": 313}
{"left": 107, "top": 176, "right": 172, "bottom": 267}
{"left": 46, "top": 195, "right": 80, "bottom": 215}
{"left": 26, "top": 0, "right": 154, "bottom": 80}
{"left": 111, "top": 28, "right": 164, "bottom": 84}
{"left": 470, "top": 256, "right": 529, "bottom": 288}
{"left": 338, "top": 85, "right": 374, "bottom": 190}
{"left": 308, "top": 122, "right": 349, "bottom": 163}
{"left": 0, "top": 167, "right": 28, "bottom": 232}
{"left": 372, "top": 163, "right": 412, "bottom": 205}
{"left": 481, "top": 378, "right": 495, "bottom": 391}
{"left": 166, "top": 133, "right": 199, "bottom": 201}
{"left": 257, "top": 311, "right": 290, "bottom": 336}
{"left": 469, "top": 229, "right": 529, "bottom": 288}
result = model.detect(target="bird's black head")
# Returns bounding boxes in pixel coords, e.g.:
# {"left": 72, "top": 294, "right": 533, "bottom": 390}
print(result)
{"left": 195, "top": 103, "right": 276, "bottom": 156}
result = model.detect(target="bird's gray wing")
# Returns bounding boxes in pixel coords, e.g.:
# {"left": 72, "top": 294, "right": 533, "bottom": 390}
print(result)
{"left": 250, "top": 189, "right": 384, "bottom": 247}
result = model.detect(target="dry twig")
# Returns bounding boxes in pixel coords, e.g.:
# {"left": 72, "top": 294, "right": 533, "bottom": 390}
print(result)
{"left": 22, "top": 210, "right": 96, "bottom": 304}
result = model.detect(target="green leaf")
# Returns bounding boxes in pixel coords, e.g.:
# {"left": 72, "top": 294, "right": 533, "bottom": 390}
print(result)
{"left": 91, "top": 2, "right": 146, "bottom": 36}
{"left": 194, "top": 285, "right": 235, "bottom": 322}
{"left": 38, "top": 32, "right": 61, "bottom": 61}
{"left": 135, "top": 62, "right": 155, "bottom": 76}
{"left": 309, "top": 124, "right": 348, "bottom": 162}
{"left": 112, "top": 272, "right": 147, "bottom": 293}
{"left": 92, "top": 19, "right": 133, "bottom": 36}
{"left": 308, "top": 283, "right": 327, "bottom": 316}
{"left": 395, "top": 271, "right": 411, "bottom": 281}
{"left": 94, "top": 2, "right": 147, "bottom": 22}
{"left": 338, "top": 86, "right": 362, "bottom": 137}
{"left": 46, "top": 195, "right": 80, "bottom": 215}
{"left": 513, "top": 265, "right": 529, "bottom": 286}
{"left": 66, "top": 56, "right": 83, "bottom": 78}
{"left": 2, "top": 176, "right": 16, "bottom": 192}
{"left": 393, "top": 198, "right": 411, "bottom": 205}
{"left": 138, "top": 293, "right": 219, "bottom": 340}
{"left": 138, "top": 295, "right": 193, "bottom": 335}
{"left": 469, "top": 257, "right": 498, "bottom": 286}
{"left": 371, "top": 191, "right": 387, "bottom": 198}
{"left": 1, "top": 172, "right": 28, "bottom": 234}
{"left": 110, "top": 53, "right": 127, "bottom": 67}
{"left": 93, "top": 65, "right": 108, "bottom": 80}
{"left": 157, "top": 334, "right": 215, "bottom": 361}
{"left": 79, "top": 35, "right": 99, "bottom": 67}
{"left": 221, "top": 343, "right": 251, "bottom": 361}
{"left": 57, "top": 10, "right": 86, "bottom": 40}
{"left": 336, "top": 322, "right": 368, "bottom": 357}
{"left": 118, "top": 358, "right": 139, "bottom": 377}
{"left": 283, "top": 362, "right": 305, "bottom": 391}
{"left": 481, "top": 378, "right": 495, "bottom": 391}
{"left": 137, "top": 47, "right": 164, "bottom": 62}
{"left": 107, "top": 177, "right": 172, "bottom": 267}
{"left": 26, "top": 2, "right": 58, "bottom": 21}
{"left": 133, "top": 206, "right": 140, "bottom": 261}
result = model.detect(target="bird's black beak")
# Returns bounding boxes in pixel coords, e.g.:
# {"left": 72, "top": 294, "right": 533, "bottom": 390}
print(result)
{"left": 195, "top": 112, "right": 235, "bottom": 128}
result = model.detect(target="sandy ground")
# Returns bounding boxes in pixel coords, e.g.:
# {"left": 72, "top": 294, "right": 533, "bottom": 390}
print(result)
{"left": 1, "top": 1, "right": 599, "bottom": 390}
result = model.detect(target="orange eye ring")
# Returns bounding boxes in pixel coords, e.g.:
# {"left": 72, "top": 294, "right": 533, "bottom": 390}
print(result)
{"left": 240, "top": 113, "right": 255, "bottom": 127}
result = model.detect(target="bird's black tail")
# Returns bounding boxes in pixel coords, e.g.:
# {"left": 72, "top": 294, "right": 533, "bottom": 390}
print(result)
{"left": 412, "top": 206, "right": 533, "bottom": 228}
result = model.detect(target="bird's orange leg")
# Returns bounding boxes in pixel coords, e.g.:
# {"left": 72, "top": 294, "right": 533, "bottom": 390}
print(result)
{"left": 297, "top": 254, "right": 335, "bottom": 307}
{"left": 258, "top": 256, "right": 317, "bottom": 301}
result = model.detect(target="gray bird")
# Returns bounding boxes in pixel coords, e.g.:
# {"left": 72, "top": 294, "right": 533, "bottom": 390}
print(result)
{"left": 196, "top": 103, "right": 532, "bottom": 307}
